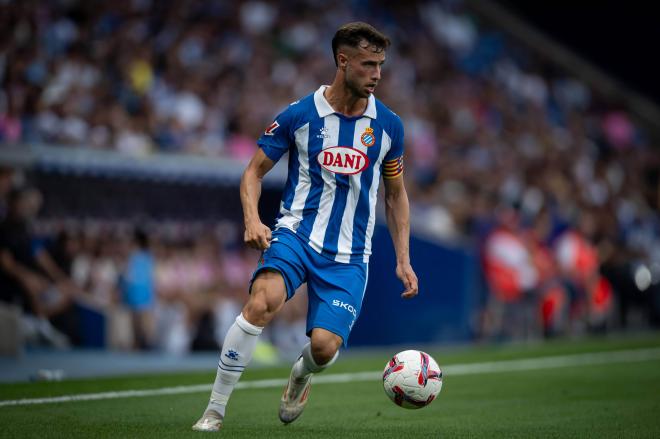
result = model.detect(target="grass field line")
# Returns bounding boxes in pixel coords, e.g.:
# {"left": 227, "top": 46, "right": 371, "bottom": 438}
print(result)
{"left": 2, "top": 346, "right": 659, "bottom": 408}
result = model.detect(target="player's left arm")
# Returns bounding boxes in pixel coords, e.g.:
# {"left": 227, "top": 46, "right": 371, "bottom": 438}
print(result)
{"left": 383, "top": 174, "right": 418, "bottom": 299}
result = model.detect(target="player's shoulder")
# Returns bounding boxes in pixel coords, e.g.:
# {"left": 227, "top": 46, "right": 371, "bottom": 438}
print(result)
{"left": 374, "top": 98, "right": 401, "bottom": 120}
{"left": 277, "top": 92, "right": 316, "bottom": 119}
{"left": 374, "top": 98, "right": 404, "bottom": 132}
{"left": 268, "top": 92, "right": 316, "bottom": 136}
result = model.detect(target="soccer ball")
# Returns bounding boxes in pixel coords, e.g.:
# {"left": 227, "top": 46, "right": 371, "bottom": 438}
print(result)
{"left": 382, "top": 350, "right": 443, "bottom": 409}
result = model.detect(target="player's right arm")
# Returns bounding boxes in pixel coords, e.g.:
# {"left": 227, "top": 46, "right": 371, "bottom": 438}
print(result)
{"left": 243, "top": 101, "right": 298, "bottom": 250}
{"left": 240, "top": 148, "right": 276, "bottom": 250}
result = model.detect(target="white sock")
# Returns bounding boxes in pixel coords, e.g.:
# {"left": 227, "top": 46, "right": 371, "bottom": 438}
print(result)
{"left": 206, "top": 313, "right": 263, "bottom": 417}
{"left": 291, "top": 342, "right": 339, "bottom": 381}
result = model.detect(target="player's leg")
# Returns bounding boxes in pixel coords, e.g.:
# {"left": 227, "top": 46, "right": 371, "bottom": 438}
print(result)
{"left": 279, "top": 256, "right": 368, "bottom": 424}
{"left": 194, "top": 230, "right": 306, "bottom": 432}
{"left": 193, "top": 271, "right": 286, "bottom": 431}
{"left": 294, "top": 328, "right": 342, "bottom": 377}
{"left": 278, "top": 327, "right": 342, "bottom": 424}
{"left": 279, "top": 328, "right": 342, "bottom": 424}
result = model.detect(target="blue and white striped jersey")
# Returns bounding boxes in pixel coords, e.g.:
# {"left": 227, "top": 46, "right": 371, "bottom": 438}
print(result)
{"left": 257, "top": 86, "right": 404, "bottom": 264}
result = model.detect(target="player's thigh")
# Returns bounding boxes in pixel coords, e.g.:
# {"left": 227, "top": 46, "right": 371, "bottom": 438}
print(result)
{"left": 245, "top": 231, "right": 307, "bottom": 324}
{"left": 249, "top": 230, "right": 307, "bottom": 299}
{"left": 244, "top": 270, "right": 288, "bottom": 319}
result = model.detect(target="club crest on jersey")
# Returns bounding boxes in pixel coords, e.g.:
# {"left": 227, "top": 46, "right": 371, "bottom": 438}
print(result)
{"left": 360, "top": 127, "right": 376, "bottom": 147}
{"left": 318, "top": 146, "right": 370, "bottom": 175}
{"left": 264, "top": 120, "right": 279, "bottom": 136}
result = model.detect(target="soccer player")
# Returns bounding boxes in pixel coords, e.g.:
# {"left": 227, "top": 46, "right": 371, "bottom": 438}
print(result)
{"left": 193, "top": 22, "right": 418, "bottom": 432}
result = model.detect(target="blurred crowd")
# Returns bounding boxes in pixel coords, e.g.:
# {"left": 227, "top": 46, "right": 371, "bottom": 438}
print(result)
{"left": 1, "top": 0, "right": 660, "bottom": 350}
{"left": 0, "top": 182, "right": 308, "bottom": 355}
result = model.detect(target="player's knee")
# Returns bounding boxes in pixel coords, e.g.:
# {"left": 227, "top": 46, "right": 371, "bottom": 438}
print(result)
{"left": 310, "top": 332, "right": 341, "bottom": 365}
{"left": 242, "top": 296, "right": 270, "bottom": 326}
{"left": 312, "top": 346, "right": 336, "bottom": 366}
{"left": 243, "top": 277, "right": 286, "bottom": 326}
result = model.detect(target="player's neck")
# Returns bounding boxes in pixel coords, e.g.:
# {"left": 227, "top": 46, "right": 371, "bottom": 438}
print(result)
{"left": 323, "top": 84, "right": 368, "bottom": 118}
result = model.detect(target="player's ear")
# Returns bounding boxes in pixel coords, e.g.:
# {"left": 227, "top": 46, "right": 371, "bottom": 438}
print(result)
{"left": 337, "top": 52, "right": 349, "bottom": 71}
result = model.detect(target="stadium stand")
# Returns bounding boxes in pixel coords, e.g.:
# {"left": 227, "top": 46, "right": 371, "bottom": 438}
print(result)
{"left": 1, "top": 0, "right": 659, "bottom": 355}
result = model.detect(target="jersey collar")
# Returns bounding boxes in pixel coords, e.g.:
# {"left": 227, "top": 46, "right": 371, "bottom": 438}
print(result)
{"left": 314, "top": 85, "right": 377, "bottom": 119}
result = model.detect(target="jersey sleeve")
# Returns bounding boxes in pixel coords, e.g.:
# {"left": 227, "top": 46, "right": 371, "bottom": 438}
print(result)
{"left": 257, "top": 105, "right": 297, "bottom": 163}
{"left": 382, "top": 116, "right": 404, "bottom": 179}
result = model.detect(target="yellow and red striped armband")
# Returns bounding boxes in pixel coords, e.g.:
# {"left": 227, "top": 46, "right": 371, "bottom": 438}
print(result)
{"left": 382, "top": 156, "right": 404, "bottom": 179}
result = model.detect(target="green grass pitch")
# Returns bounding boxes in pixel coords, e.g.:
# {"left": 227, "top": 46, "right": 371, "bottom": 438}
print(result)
{"left": 1, "top": 334, "right": 660, "bottom": 438}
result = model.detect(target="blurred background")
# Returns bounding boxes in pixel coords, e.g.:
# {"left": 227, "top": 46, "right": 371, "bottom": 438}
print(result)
{"left": 1, "top": 0, "right": 659, "bottom": 380}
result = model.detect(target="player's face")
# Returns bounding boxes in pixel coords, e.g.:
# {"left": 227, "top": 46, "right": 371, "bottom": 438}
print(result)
{"left": 342, "top": 42, "right": 386, "bottom": 98}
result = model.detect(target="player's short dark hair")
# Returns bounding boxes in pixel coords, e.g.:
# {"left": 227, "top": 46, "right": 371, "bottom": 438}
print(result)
{"left": 332, "top": 22, "right": 391, "bottom": 66}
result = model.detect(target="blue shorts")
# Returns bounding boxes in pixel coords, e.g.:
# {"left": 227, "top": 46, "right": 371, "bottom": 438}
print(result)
{"left": 250, "top": 228, "right": 368, "bottom": 346}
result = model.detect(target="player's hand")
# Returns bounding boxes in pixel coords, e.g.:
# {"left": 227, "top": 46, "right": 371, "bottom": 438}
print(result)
{"left": 396, "top": 262, "right": 418, "bottom": 299}
{"left": 244, "top": 220, "right": 272, "bottom": 250}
